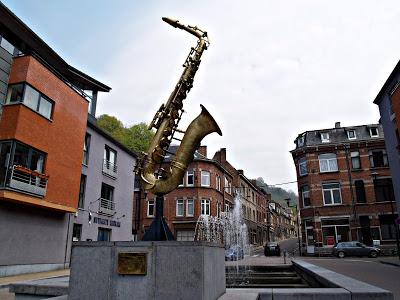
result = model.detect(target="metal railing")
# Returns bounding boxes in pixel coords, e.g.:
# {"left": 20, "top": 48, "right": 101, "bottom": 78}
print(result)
{"left": 9, "top": 165, "right": 48, "bottom": 197}
{"left": 102, "top": 159, "right": 117, "bottom": 178}
{"left": 99, "top": 197, "right": 115, "bottom": 216}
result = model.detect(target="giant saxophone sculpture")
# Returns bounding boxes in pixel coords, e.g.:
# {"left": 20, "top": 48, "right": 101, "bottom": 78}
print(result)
{"left": 137, "top": 17, "right": 222, "bottom": 196}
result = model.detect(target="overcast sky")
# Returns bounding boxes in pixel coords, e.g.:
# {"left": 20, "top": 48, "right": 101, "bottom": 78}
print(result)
{"left": 4, "top": 0, "right": 400, "bottom": 193}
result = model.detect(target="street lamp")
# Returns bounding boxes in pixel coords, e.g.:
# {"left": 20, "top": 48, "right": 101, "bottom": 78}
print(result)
{"left": 286, "top": 198, "right": 302, "bottom": 256}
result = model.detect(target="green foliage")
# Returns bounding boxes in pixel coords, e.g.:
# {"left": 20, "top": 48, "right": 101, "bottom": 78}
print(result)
{"left": 255, "top": 177, "right": 298, "bottom": 207}
{"left": 97, "top": 115, "right": 154, "bottom": 154}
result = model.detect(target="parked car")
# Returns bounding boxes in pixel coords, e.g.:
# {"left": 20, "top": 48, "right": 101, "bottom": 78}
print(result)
{"left": 264, "top": 242, "right": 281, "bottom": 256}
{"left": 225, "top": 246, "right": 244, "bottom": 261}
{"left": 332, "top": 241, "right": 381, "bottom": 258}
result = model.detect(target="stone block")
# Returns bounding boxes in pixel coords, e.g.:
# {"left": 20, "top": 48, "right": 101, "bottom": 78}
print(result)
{"left": 272, "top": 288, "right": 350, "bottom": 300}
{"left": 69, "top": 241, "right": 225, "bottom": 300}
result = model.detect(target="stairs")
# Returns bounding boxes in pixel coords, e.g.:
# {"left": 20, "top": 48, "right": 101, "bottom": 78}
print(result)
{"left": 226, "top": 265, "right": 310, "bottom": 288}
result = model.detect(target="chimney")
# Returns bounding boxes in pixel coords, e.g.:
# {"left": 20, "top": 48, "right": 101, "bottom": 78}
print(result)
{"left": 220, "top": 148, "right": 226, "bottom": 162}
{"left": 335, "top": 122, "right": 341, "bottom": 129}
{"left": 197, "top": 145, "right": 207, "bottom": 157}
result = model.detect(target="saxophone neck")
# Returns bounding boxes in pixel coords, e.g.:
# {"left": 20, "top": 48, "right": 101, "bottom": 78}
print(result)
{"left": 162, "top": 17, "right": 209, "bottom": 44}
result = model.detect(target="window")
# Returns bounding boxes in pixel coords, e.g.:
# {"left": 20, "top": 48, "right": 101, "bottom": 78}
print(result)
{"left": 82, "top": 134, "right": 91, "bottom": 165}
{"left": 0, "top": 142, "right": 12, "bottom": 186}
{"left": 374, "top": 178, "right": 395, "bottom": 202}
{"left": 297, "top": 135, "right": 305, "bottom": 147}
{"left": 6, "top": 84, "right": 54, "bottom": 119}
{"left": 298, "top": 157, "right": 308, "bottom": 176}
{"left": 225, "top": 177, "right": 232, "bottom": 194}
{"left": 347, "top": 130, "right": 356, "bottom": 140}
{"left": 0, "top": 37, "right": 15, "bottom": 54}
{"left": 6, "top": 84, "right": 24, "bottom": 104}
{"left": 101, "top": 183, "right": 114, "bottom": 201}
{"left": 369, "top": 127, "right": 379, "bottom": 138}
{"left": 147, "top": 200, "right": 155, "bottom": 217}
{"left": 97, "top": 228, "right": 111, "bottom": 241}
{"left": 187, "top": 170, "right": 194, "bottom": 186}
{"left": 176, "top": 230, "right": 195, "bottom": 241}
{"left": 201, "top": 171, "right": 210, "bottom": 187}
{"left": 187, "top": 199, "right": 194, "bottom": 216}
{"left": 322, "top": 182, "right": 342, "bottom": 205}
{"left": 319, "top": 153, "right": 338, "bottom": 172}
{"left": 217, "top": 203, "right": 221, "bottom": 217}
{"left": 104, "top": 146, "right": 117, "bottom": 166}
{"left": 176, "top": 199, "right": 184, "bottom": 216}
{"left": 178, "top": 174, "right": 184, "bottom": 187}
{"left": 201, "top": 199, "right": 210, "bottom": 215}
{"left": 72, "top": 224, "right": 82, "bottom": 242}
{"left": 379, "top": 214, "right": 398, "bottom": 240}
{"left": 225, "top": 203, "right": 230, "bottom": 213}
{"left": 351, "top": 151, "right": 361, "bottom": 169}
{"left": 12, "top": 142, "right": 45, "bottom": 173}
{"left": 78, "top": 174, "right": 86, "bottom": 209}
{"left": 355, "top": 180, "right": 366, "bottom": 203}
{"left": 369, "top": 150, "right": 388, "bottom": 168}
{"left": 320, "top": 132, "right": 330, "bottom": 143}
{"left": 301, "top": 186, "right": 310, "bottom": 207}
{"left": 216, "top": 175, "right": 221, "bottom": 191}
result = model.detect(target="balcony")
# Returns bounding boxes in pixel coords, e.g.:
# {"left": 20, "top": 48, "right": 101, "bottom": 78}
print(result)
{"left": 8, "top": 165, "right": 48, "bottom": 197}
{"left": 102, "top": 159, "right": 117, "bottom": 178}
{"left": 99, "top": 197, "right": 115, "bottom": 216}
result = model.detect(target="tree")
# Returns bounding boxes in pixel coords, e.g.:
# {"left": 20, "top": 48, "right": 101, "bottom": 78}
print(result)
{"left": 97, "top": 115, "right": 154, "bottom": 154}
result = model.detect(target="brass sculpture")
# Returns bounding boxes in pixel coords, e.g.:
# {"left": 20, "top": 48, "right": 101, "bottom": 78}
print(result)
{"left": 137, "top": 17, "right": 222, "bottom": 195}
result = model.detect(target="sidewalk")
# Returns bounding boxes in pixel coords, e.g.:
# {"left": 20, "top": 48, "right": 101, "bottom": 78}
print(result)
{"left": 0, "top": 268, "right": 70, "bottom": 287}
{"left": 379, "top": 256, "right": 400, "bottom": 267}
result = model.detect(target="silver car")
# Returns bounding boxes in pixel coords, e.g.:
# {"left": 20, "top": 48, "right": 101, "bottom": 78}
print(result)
{"left": 332, "top": 241, "right": 380, "bottom": 258}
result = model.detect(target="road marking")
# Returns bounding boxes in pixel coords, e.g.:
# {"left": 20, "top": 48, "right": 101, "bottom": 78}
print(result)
{"left": 252, "top": 255, "right": 259, "bottom": 257}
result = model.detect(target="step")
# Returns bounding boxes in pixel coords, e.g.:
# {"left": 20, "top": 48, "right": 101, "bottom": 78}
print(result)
{"left": 225, "top": 283, "right": 310, "bottom": 288}
{"left": 226, "top": 276, "right": 303, "bottom": 285}
{"left": 226, "top": 272, "right": 298, "bottom": 278}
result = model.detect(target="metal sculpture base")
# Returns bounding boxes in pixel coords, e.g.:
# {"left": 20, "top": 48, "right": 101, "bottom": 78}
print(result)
{"left": 142, "top": 195, "right": 174, "bottom": 241}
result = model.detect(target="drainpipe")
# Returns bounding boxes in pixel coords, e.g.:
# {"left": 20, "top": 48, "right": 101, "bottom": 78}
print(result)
{"left": 344, "top": 144, "right": 357, "bottom": 237}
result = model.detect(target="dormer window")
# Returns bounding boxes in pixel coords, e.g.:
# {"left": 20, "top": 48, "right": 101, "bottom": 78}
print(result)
{"left": 369, "top": 127, "right": 379, "bottom": 138}
{"left": 297, "top": 136, "right": 305, "bottom": 147}
{"left": 347, "top": 130, "right": 356, "bottom": 140}
{"left": 321, "top": 132, "right": 330, "bottom": 143}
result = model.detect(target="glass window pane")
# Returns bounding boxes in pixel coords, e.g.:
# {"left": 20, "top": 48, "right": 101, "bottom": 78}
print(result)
{"left": 1, "top": 37, "right": 15, "bottom": 54}
{"left": 323, "top": 191, "right": 332, "bottom": 204}
{"left": 13, "top": 143, "right": 30, "bottom": 168}
{"left": 187, "top": 199, "right": 194, "bottom": 216}
{"left": 6, "top": 84, "right": 24, "bottom": 103}
{"left": 320, "top": 160, "right": 328, "bottom": 172}
{"left": 319, "top": 153, "right": 335, "bottom": 159}
{"left": 24, "top": 85, "right": 39, "bottom": 110}
{"left": 333, "top": 189, "right": 341, "bottom": 203}
{"left": 38, "top": 97, "right": 52, "bottom": 119}
{"left": 0, "top": 142, "right": 12, "bottom": 186}
{"left": 328, "top": 158, "right": 338, "bottom": 171}
{"left": 323, "top": 183, "right": 339, "bottom": 189}
{"left": 30, "top": 150, "right": 44, "bottom": 172}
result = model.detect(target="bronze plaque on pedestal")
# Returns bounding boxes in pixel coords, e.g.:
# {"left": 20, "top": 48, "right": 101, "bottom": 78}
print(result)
{"left": 118, "top": 252, "right": 147, "bottom": 275}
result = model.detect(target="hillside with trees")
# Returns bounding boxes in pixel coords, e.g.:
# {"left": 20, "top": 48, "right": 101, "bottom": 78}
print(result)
{"left": 255, "top": 177, "right": 298, "bottom": 207}
{"left": 96, "top": 114, "right": 154, "bottom": 154}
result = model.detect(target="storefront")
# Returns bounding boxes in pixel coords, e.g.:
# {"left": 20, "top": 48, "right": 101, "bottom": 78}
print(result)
{"left": 321, "top": 217, "right": 350, "bottom": 246}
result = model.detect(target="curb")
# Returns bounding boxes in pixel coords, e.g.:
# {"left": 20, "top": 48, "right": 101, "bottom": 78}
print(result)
{"left": 379, "top": 260, "right": 400, "bottom": 268}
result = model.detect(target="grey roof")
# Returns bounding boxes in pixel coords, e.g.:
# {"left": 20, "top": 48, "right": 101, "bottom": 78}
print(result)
{"left": 293, "top": 124, "right": 384, "bottom": 150}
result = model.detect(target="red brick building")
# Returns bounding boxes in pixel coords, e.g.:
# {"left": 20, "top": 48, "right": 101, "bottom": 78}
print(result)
{"left": 135, "top": 146, "right": 234, "bottom": 241}
{"left": 134, "top": 146, "right": 270, "bottom": 245}
{"left": 291, "top": 123, "right": 398, "bottom": 254}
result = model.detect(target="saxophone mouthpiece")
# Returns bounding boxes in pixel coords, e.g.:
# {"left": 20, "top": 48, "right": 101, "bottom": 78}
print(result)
{"left": 162, "top": 17, "right": 179, "bottom": 28}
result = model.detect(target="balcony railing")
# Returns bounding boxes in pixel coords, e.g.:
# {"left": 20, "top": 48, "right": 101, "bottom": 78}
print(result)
{"left": 102, "top": 159, "right": 117, "bottom": 178}
{"left": 8, "top": 165, "right": 48, "bottom": 197}
{"left": 99, "top": 197, "right": 115, "bottom": 216}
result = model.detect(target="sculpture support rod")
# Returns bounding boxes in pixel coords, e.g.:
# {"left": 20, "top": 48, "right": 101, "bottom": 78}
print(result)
{"left": 142, "top": 195, "right": 174, "bottom": 241}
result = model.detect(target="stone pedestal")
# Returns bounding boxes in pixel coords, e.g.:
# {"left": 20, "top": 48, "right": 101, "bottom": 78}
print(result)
{"left": 69, "top": 241, "right": 225, "bottom": 300}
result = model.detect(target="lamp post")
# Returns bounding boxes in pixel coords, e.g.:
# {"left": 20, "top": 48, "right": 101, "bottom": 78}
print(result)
{"left": 371, "top": 172, "right": 400, "bottom": 260}
{"left": 286, "top": 198, "right": 302, "bottom": 256}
